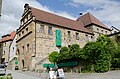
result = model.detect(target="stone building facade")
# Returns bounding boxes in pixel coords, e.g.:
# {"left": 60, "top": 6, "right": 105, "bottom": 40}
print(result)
{"left": 16, "top": 4, "right": 111, "bottom": 71}
{"left": 0, "top": 31, "right": 16, "bottom": 64}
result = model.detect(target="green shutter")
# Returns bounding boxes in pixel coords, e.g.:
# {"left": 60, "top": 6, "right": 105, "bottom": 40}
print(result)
{"left": 56, "top": 30, "right": 61, "bottom": 47}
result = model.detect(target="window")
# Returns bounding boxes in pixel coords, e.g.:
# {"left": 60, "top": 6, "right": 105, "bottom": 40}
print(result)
{"left": 76, "top": 33, "right": 79, "bottom": 40}
{"left": 101, "top": 30, "right": 103, "bottom": 33}
{"left": 91, "top": 36, "right": 93, "bottom": 39}
{"left": 105, "top": 31, "right": 107, "bottom": 34}
{"left": 22, "top": 46, "right": 24, "bottom": 53}
{"left": 48, "top": 26, "right": 52, "bottom": 35}
{"left": 27, "top": 44, "right": 29, "bottom": 52}
{"left": 19, "top": 33, "right": 21, "bottom": 37}
{"left": 68, "top": 45, "right": 71, "bottom": 48}
{"left": 26, "top": 27, "right": 28, "bottom": 32}
{"left": 86, "top": 34, "right": 89, "bottom": 42}
{"left": 97, "top": 28, "right": 99, "bottom": 31}
{"left": 4, "top": 43, "right": 6, "bottom": 47}
{"left": 17, "top": 49, "right": 20, "bottom": 55}
{"left": 3, "top": 51, "right": 5, "bottom": 55}
{"left": 40, "top": 25, "right": 44, "bottom": 33}
{"left": 13, "top": 47, "right": 14, "bottom": 52}
{"left": 68, "top": 31, "right": 71, "bottom": 38}
{"left": 22, "top": 31, "right": 24, "bottom": 34}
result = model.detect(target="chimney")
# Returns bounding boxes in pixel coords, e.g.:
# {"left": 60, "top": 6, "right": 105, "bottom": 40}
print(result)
{"left": 79, "top": 13, "right": 83, "bottom": 16}
{"left": 24, "top": 3, "right": 29, "bottom": 8}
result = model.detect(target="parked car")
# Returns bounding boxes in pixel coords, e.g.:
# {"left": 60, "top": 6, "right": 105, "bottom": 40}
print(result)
{"left": 0, "top": 64, "right": 6, "bottom": 76}
{"left": 15, "top": 66, "right": 19, "bottom": 70}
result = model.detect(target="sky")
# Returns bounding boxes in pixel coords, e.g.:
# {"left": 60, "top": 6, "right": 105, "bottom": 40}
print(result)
{"left": 0, "top": 0, "right": 120, "bottom": 37}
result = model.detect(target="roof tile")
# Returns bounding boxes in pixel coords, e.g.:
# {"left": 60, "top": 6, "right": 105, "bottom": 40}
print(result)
{"left": 31, "top": 7, "right": 93, "bottom": 34}
{"left": 77, "top": 12, "right": 111, "bottom": 30}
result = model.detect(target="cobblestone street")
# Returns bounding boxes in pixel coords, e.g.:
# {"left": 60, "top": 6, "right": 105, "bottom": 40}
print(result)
{"left": 6, "top": 70, "right": 120, "bottom": 79}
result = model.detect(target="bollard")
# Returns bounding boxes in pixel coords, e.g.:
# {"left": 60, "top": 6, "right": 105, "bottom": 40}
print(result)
{"left": 7, "top": 73, "right": 13, "bottom": 79}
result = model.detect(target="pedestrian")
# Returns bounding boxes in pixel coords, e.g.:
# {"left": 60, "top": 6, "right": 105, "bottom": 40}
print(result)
{"left": 46, "top": 65, "right": 50, "bottom": 79}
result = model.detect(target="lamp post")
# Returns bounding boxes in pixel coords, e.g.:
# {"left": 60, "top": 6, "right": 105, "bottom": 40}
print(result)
{"left": 0, "top": 0, "right": 2, "bottom": 17}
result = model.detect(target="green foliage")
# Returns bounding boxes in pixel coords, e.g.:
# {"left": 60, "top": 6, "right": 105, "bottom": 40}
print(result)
{"left": 48, "top": 51, "right": 59, "bottom": 63}
{"left": 59, "top": 46, "right": 70, "bottom": 61}
{"left": 69, "top": 44, "right": 81, "bottom": 59}
{"left": 83, "top": 35, "right": 115, "bottom": 72}
{"left": 48, "top": 35, "right": 120, "bottom": 72}
{"left": 111, "top": 44, "right": 120, "bottom": 68}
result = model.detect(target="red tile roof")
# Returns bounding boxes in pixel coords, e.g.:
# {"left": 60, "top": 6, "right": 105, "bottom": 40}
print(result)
{"left": 31, "top": 7, "right": 93, "bottom": 34}
{"left": 0, "top": 31, "right": 16, "bottom": 43}
{"left": 77, "top": 13, "right": 111, "bottom": 30}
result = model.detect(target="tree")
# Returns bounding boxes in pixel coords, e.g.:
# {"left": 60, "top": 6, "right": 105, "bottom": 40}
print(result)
{"left": 83, "top": 35, "right": 115, "bottom": 72}
{"left": 59, "top": 46, "right": 70, "bottom": 62}
{"left": 48, "top": 51, "right": 59, "bottom": 63}
{"left": 111, "top": 44, "right": 120, "bottom": 68}
{"left": 69, "top": 44, "right": 81, "bottom": 59}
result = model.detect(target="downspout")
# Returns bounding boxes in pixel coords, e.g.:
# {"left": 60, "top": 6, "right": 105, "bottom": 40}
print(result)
{"left": 34, "top": 17, "right": 37, "bottom": 71}
{"left": 34, "top": 17, "right": 36, "bottom": 57}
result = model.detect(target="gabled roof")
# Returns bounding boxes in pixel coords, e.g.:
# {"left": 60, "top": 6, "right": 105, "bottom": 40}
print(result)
{"left": 31, "top": 7, "right": 93, "bottom": 34}
{"left": 0, "top": 31, "right": 16, "bottom": 43}
{"left": 77, "top": 13, "right": 111, "bottom": 31}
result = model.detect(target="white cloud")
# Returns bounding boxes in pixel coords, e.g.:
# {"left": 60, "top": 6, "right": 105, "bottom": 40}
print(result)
{"left": 0, "top": 0, "right": 75, "bottom": 37}
{"left": 70, "top": 0, "right": 120, "bottom": 29}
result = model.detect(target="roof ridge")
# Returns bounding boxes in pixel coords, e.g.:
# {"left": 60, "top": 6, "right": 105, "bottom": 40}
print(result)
{"left": 30, "top": 6, "right": 93, "bottom": 34}
{"left": 31, "top": 7, "right": 76, "bottom": 22}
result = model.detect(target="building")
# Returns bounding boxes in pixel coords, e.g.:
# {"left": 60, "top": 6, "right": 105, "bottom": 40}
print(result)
{"left": 8, "top": 34, "right": 17, "bottom": 70}
{"left": 0, "top": 31, "right": 16, "bottom": 64}
{"left": 16, "top": 4, "right": 111, "bottom": 71}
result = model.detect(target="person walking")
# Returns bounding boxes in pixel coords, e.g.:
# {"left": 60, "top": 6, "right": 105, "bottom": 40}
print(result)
{"left": 46, "top": 65, "right": 50, "bottom": 79}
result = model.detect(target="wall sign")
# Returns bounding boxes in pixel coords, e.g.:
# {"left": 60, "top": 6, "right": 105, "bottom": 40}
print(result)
{"left": 56, "top": 30, "right": 61, "bottom": 47}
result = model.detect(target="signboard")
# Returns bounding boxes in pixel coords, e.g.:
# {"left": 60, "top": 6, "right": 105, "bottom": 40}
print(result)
{"left": 15, "top": 60, "right": 19, "bottom": 65}
{"left": 43, "top": 61, "right": 78, "bottom": 68}
{"left": 56, "top": 30, "right": 61, "bottom": 47}
{"left": 43, "top": 64, "right": 55, "bottom": 68}
{"left": 58, "top": 69, "right": 64, "bottom": 78}
{"left": 49, "top": 71, "right": 56, "bottom": 79}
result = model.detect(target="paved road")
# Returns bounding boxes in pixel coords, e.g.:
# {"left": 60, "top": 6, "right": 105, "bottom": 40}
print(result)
{"left": 7, "top": 70, "right": 41, "bottom": 79}
{"left": 6, "top": 70, "right": 120, "bottom": 79}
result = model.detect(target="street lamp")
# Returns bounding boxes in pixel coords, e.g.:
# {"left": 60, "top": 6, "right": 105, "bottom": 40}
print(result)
{"left": 0, "top": 0, "right": 2, "bottom": 17}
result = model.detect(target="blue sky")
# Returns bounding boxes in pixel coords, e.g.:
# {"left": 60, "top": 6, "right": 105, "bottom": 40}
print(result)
{"left": 37, "top": 0, "right": 93, "bottom": 18}
{"left": 0, "top": 0, "right": 120, "bottom": 37}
